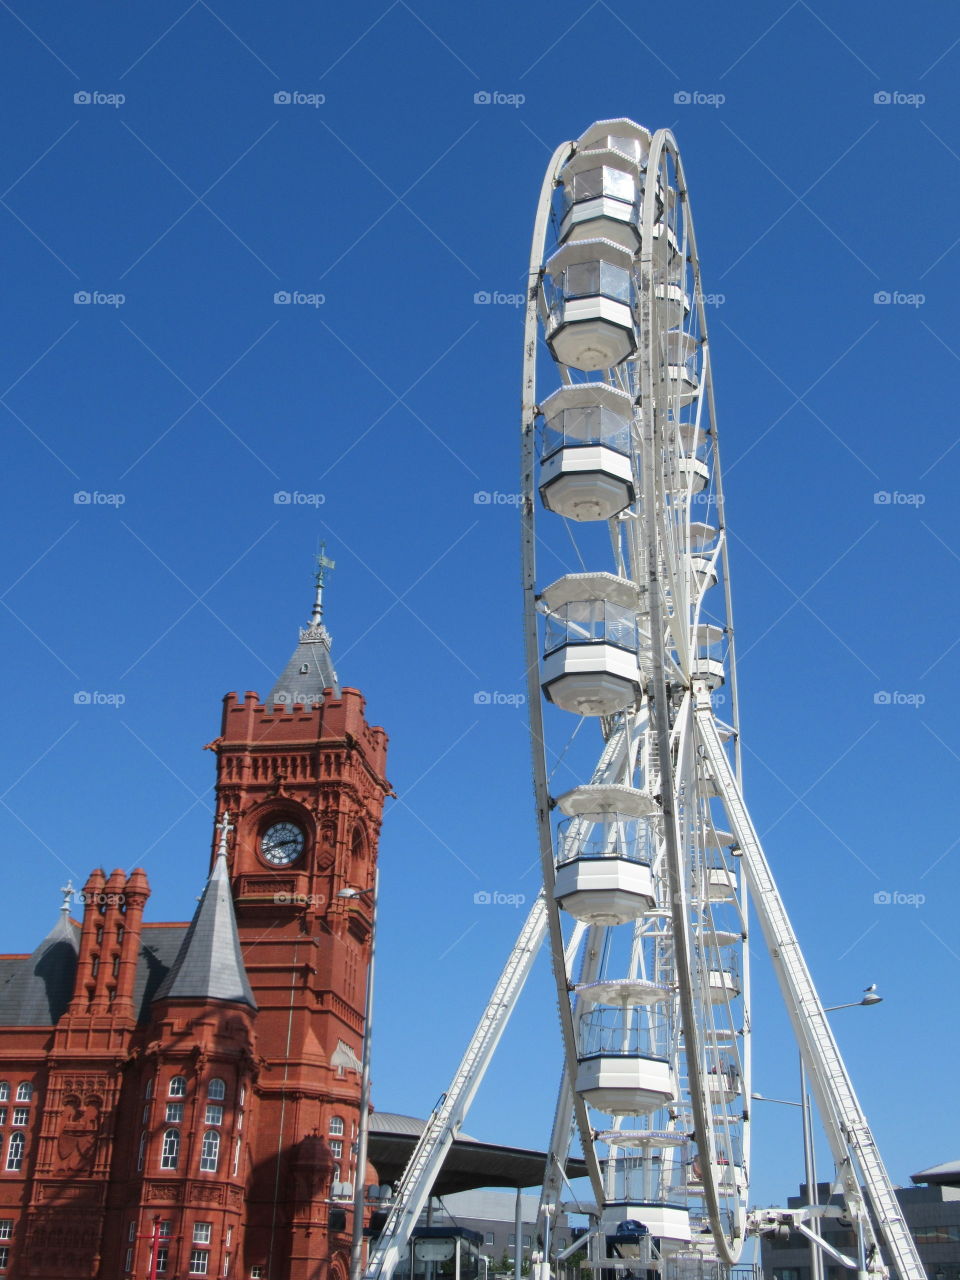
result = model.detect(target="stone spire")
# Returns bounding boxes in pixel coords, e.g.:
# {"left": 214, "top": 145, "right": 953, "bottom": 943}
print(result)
{"left": 153, "top": 814, "right": 256, "bottom": 1009}
{"left": 266, "top": 548, "right": 340, "bottom": 707}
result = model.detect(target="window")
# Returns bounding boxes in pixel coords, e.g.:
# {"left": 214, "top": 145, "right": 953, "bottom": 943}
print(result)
{"left": 508, "top": 1235, "right": 516, "bottom": 1247}
{"left": 189, "top": 1249, "right": 210, "bottom": 1275}
{"left": 125, "top": 1246, "right": 133, "bottom": 1272}
{"left": 194, "top": 1223, "right": 212, "bottom": 1244}
{"left": 329, "top": 1115, "right": 345, "bottom": 1136}
{"left": 142, "top": 1104, "right": 151, "bottom": 1124}
{"left": 251, "top": 1268, "right": 264, "bottom": 1279}
{"left": 223, "top": 1255, "right": 231, "bottom": 1277}
{"left": 158, "top": 1222, "right": 172, "bottom": 1239}
{"left": 239, "top": 1086, "right": 246, "bottom": 1106}
{"left": 484, "top": 1233, "right": 495, "bottom": 1246}
{"left": 0, "top": 1112, "right": 6, "bottom": 1127}
{"left": 14, "top": 1085, "right": 31, "bottom": 1104}
{"left": 233, "top": 1138, "right": 241, "bottom": 1176}
{"left": 137, "top": 1132, "right": 147, "bottom": 1171}
{"left": 329, "top": 1140, "right": 343, "bottom": 1159}
{"left": 165, "top": 1103, "right": 184, "bottom": 1123}
{"left": 11, "top": 1111, "right": 27, "bottom": 1128}
{"left": 0, "top": 1223, "right": 11, "bottom": 1241}
{"left": 915, "top": 1227, "right": 960, "bottom": 1244}
{"left": 0, "top": 1247, "right": 8, "bottom": 1272}
{"left": 168, "top": 1076, "right": 187, "bottom": 1098}
{"left": 208, "top": 1078, "right": 226, "bottom": 1101}
{"left": 5, "top": 1133, "right": 24, "bottom": 1172}
{"left": 199, "top": 1131, "right": 220, "bottom": 1172}
{"left": 0, "top": 1087, "right": 8, "bottom": 1103}
{"left": 155, "top": 1247, "right": 169, "bottom": 1275}
{"left": 523, "top": 1236, "right": 532, "bottom": 1248}
{"left": 129, "top": 1222, "right": 136, "bottom": 1242}
{"left": 145, "top": 1080, "right": 153, "bottom": 1099}
{"left": 160, "top": 1129, "right": 180, "bottom": 1170}
{"left": 204, "top": 1104, "right": 223, "bottom": 1126}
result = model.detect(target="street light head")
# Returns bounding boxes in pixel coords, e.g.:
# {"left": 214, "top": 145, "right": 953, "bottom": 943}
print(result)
{"left": 337, "top": 888, "right": 361, "bottom": 899}
{"left": 860, "top": 992, "right": 883, "bottom": 1006}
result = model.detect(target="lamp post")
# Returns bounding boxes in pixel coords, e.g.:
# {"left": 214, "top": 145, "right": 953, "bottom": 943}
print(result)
{"left": 752, "top": 989, "right": 883, "bottom": 1280}
{"left": 339, "top": 870, "right": 380, "bottom": 1280}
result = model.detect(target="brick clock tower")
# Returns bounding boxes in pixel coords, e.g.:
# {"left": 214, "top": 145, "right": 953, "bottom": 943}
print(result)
{"left": 215, "top": 580, "right": 390, "bottom": 1280}
{"left": 0, "top": 564, "right": 390, "bottom": 1280}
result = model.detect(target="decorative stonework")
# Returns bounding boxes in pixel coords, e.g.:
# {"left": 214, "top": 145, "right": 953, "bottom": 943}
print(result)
{"left": 145, "top": 1181, "right": 185, "bottom": 1202}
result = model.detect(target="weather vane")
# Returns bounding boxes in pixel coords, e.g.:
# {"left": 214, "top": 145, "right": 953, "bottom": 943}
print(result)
{"left": 311, "top": 541, "right": 336, "bottom": 628}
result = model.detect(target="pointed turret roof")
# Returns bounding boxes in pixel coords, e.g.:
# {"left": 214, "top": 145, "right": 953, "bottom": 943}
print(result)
{"left": 153, "top": 822, "right": 256, "bottom": 1010}
{"left": 0, "top": 886, "right": 79, "bottom": 1025}
{"left": 266, "top": 549, "right": 340, "bottom": 707}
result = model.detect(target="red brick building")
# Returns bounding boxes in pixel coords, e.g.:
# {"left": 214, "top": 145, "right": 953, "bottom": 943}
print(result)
{"left": 0, "top": 592, "right": 390, "bottom": 1280}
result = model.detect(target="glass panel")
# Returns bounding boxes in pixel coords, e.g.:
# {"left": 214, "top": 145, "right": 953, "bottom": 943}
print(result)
{"left": 572, "top": 168, "right": 606, "bottom": 201}
{"left": 565, "top": 262, "right": 600, "bottom": 298}
{"left": 580, "top": 1006, "right": 669, "bottom": 1057}
{"left": 207, "top": 1078, "right": 226, "bottom": 1100}
{"left": 544, "top": 600, "right": 637, "bottom": 654}
{"left": 599, "top": 261, "right": 631, "bottom": 302}
{"left": 543, "top": 404, "right": 631, "bottom": 457}
{"left": 556, "top": 814, "right": 652, "bottom": 866}
{"left": 609, "top": 134, "right": 646, "bottom": 162}
{"left": 604, "top": 167, "right": 636, "bottom": 201}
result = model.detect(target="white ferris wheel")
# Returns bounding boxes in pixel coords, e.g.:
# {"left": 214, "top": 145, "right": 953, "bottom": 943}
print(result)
{"left": 521, "top": 117, "right": 750, "bottom": 1271}
{"left": 362, "top": 119, "right": 926, "bottom": 1280}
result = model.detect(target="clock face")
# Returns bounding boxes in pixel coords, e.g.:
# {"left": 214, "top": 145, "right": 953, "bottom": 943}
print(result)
{"left": 260, "top": 821, "right": 305, "bottom": 866}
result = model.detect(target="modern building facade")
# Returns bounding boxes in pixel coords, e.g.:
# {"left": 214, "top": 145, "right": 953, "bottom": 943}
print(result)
{"left": 761, "top": 1168, "right": 960, "bottom": 1280}
{"left": 0, "top": 593, "right": 390, "bottom": 1280}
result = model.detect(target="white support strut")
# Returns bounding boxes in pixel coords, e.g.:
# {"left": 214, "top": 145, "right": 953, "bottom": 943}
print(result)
{"left": 694, "top": 689, "right": 925, "bottom": 1280}
{"left": 362, "top": 894, "right": 550, "bottom": 1280}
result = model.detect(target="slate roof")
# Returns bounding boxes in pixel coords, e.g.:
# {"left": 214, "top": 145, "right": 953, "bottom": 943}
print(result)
{"left": 266, "top": 622, "right": 340, "bottom": 707}
{"left": 153, "top": 853, "right": 256, "bottom": 1009}
{"left": 0, "top": 910, "right": 79, "bottom": 1026}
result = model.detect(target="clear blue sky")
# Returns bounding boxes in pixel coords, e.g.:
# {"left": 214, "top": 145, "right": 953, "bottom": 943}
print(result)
{"left": 0, "top": 0, "right": 957, "bottom": 1211}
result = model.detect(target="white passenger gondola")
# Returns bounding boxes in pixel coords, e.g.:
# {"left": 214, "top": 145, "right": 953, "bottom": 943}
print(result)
{"left": 538, "top": 383, "right": 635, "bottom": 521}
{"left": 544, "top": 239, "right": 637, "bottom": 371}
{"left": 540, "top": 572, "right": 644, "bottom": 715}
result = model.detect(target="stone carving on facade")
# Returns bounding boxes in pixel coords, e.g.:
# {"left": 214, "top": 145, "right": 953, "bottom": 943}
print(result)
{"left": 55, "top": 1093, "right": 102, "bottom": 1173}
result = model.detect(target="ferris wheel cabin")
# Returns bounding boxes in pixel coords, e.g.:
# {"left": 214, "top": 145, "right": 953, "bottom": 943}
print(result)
{"left": 538, "top": 383, "right": 636, "bottom": 522}
{"left": 539, "top": 573, "right": 645, "bottom": 715}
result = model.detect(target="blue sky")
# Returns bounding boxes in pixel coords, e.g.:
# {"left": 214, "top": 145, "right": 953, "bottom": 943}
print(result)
{"left": 0, "top": 0, "right": 957, "bottom": 1211}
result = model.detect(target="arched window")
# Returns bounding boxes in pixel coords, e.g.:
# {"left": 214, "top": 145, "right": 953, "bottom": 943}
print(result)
{"left": 199, "top": 1130, "right": 220, "bottom": 1173}
{"left": 145, "top": 1079, "right": 153, "bottom": 1099}
{"left": 5, "top": 1133, "right": 24, "bottom": 1172}
{"left": 351, "top": 825, "right": 367, "bottom": 861}
{"left": 329, "top": 1115, "right": 345, "bottom": 1136}
{"left": 207, "top": 1077, "right": 226, "bottom": 1101}
{"left": 137, "top": 1132, "right": 147, "bottom": 1171}
{"left": 15, "top": 1084, "right": 31, "bottom": 1103}
{"left": 0, "top": 1085, "right": 9, "bottom": 1103}
{"left": 168, "top": 1076, "right": 186, "bottom": 1098}
{"left": 160, "top": 1129, "right": 180, "bottom": 1170}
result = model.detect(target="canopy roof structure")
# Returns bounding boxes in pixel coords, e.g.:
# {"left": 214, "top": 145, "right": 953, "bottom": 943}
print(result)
{"left": 368, "top": 1113, "right": 588, "bottom": 1196}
